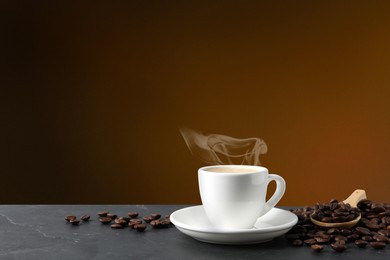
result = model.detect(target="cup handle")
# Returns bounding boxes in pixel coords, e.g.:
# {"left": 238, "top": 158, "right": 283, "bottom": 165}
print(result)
{"left": 264, "top": 174, "right": 286, "bottom": 214}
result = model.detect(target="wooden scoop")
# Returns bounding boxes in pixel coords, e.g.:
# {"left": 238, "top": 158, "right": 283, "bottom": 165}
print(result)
{"left": 310, "top": 189, "right": 367, "bottom": 229}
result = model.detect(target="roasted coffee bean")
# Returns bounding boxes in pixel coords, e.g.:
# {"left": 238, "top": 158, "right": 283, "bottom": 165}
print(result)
{"left": 330, "top": 202, "right": 338, "bottom": 211}
{"left": 128, "top": 212, "right": 139, "bottom": 218}
{"left": 355, "top": 240, "right": 368, "bottom": 248}
{"left": 334, "top": 235, "right": 347, "bottom": 242}
{"left": 114, "top": 219, "right": 127, "bottom": 226}
{"left": 117, "top": 217, "right": 130, "bottom": 223}
{"left": 340, "top": 229, "right": 352, "bottom": 236}
{"left": 161, "top": 218, "right": 171, "bottom": 225}
{"left": 378, "top": 229, "right": 389, "bottom": 237}
{"left": 150, "top": 213, "right": 161, "bottom": 220}
{"left": 305, "top": 232, "right": 315, "bottom": 238}
{"left": 360, "top": 218, "right": 370, "bottom": 225}
{"left": 331, "top": 242, "right": 347, "bottom": 252}
{"left": 314, "top": 236, "right": 330, "bottom": 244}
{"left": 99, "top": 217, "right": 112, "bottom": 224}
{"left": 97, "top": 211, "right": 109, "bottom": 217}
{"left": 369, "top": 218, "right": 380, "bottom": 225}
{"left": 366, "top": 213, "right": 378, "bottom": 219}
{"left": 143, "top": 216, "right": 153, "bottom": 223}
{"left": 373, "top": 235, "right": 389, "bottom": 243}
{"left": 347, "top": 233, "right": 360, "bottom": 242}
{"left": 361, "top": 235, "right": 373, "bottom": 242}
{"left": 107, "top": 213, "right": 117, "bottom": 219}
{"left": 387, "top": 225, "right": 390, "bottom": 231}
{"left": 65, "top": 215, "right": 76, "bottom": 222}
{"left": 80, "top": 215, "right": 90, "bottom": 221}
{"left": 320, "top": 217, "right": 333, "bottom": 223}
{"left": 366, "top": 222, "right": 381, "bottom": 231}
{"left": 327, "top": 228, "right": 339, "bottom": 235}
{"left": 134, "top": 224, "right": 147, "bottom": 232}
{"left": 371, "top": 203, "right": 386, "bottom": 213}
{"left": 165, "top": 214, "right": 170, "bottom": 219}
{"left": 160, "top": 218, "right": 172, "bottom": 226}
{"left": 111, "top": 223, "right": 124, "bottom": 229}
{"left": 379, "top": 211, "right": 390, "bottom": 217}
{"left": 333, "top": 216, "right": 347, "bottom": 222}
{"left": 358, "top": 199, "right": 372, "bottom": 210}
{"left": 311, "top": 244, "right": 323, "bottom": 252}
{"left": 370, "top": 241, "right": 386, "bottom": 249}
{"left": 292, "top": 239, "right": 303, "bottom": 246}
{"left": 128, "top": 219, "right": 142, "bottom": 229}
{"left": 333, "top": 211, "right": 349, "bottom": 217}
{"left": 150, "top": 220, "right": 160, "bottom": 228}
{"left": 152, "top": 218, "right": 170, "bottom": 228}
{"left": 303, "top": 239, "right": 317, "bottom": 245}
{"left": 356, "top": 227, "right": 371, "bottom": 236}
{"left": 70, "top": 219, "right": 80, "bottom": 225}
{"left": 337, "top": 239, "right": 346, "bottom": 245}
{"left": 316, "top": 232, "right": 329, "bottom": 239}
{"left": 323, "top": 210, "right": 332, "bottom": 216}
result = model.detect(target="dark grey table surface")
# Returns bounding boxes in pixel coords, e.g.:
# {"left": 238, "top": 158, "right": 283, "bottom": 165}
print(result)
{"left": 0, "top": 205, "right": 388, "bottom": 259}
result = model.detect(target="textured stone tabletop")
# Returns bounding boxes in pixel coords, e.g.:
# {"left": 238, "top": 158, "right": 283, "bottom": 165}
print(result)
{"left": 0, "top": 205, "right": 388, "bottom": 259}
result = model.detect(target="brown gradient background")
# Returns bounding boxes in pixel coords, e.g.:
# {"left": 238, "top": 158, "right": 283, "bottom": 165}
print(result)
{"left": 1, "top": 1, "right": 390, "bottom": 204}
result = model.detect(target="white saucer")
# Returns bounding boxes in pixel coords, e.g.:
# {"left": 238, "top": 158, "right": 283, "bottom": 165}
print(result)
{"left": 170, "top": 206, "right": 297, "bottom": 245}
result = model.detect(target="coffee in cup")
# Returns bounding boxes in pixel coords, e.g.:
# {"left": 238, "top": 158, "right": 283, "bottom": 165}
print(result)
{"left": 198, "top": 165, "right": 286, "bottom": 229}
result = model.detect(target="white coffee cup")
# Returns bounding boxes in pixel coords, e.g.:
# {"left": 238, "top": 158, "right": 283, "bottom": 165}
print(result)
{"left": 198, "top": 165, "right": 286, "bottom": 229}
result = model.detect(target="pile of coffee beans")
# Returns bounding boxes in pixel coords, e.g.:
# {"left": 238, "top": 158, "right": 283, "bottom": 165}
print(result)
{"left": 311, "top": 200, "right": 360, "bottom": 223}
{"left": 65, "top": 211, "right": 172, "bottom": 232}
{"left": 286, "top": 199, "right": 390, "bottom": 252}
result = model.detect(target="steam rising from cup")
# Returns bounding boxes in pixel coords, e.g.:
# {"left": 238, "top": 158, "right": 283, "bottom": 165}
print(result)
{"left": 179, "top": 127, "right": 268, "bottom": 165}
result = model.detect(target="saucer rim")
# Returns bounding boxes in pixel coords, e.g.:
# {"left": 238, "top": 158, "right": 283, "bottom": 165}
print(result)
{"left": 171, "top": 205, "right": 298, "bottom": 234}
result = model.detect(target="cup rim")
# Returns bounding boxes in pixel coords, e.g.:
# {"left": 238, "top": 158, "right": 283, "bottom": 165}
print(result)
{"left": 199, "top": 165, "right": 268, "bottom": 175}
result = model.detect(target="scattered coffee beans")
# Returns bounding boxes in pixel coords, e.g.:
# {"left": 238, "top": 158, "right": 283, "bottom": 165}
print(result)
{"left": 111, "top": 223, "right": 124, "bottom": 229}
{"left": 114, "top": 218, "right": 127, "bottom": 226}
{"left": 69, "top": 219, "right": 80, "bottom": 226}
{"left": 370, "top": 241, "right": 386, "bottom": 249}
{"left": 97, "top": 211, "right": 109, "bottom": 217}
{"left": 81, "top": 215, "right": 90, "bottom": 221}
{"left": 143, "top": 216, "right": 153, "bottom": 223}
{"left": 129, "top": 219, "right": 143, "bottom": 229}
{"left": 128, "top": 212, "right": 139, "bottom": 218}
{"left": 355, "top": 240, "right": 368, "bottom": 248}
{"left": 150, "top": 214, "right": 161, "bottom": 220}
{"left": 65, "top": 210, "right": 172, "bottom": 234}
{"left": 331, "top": 242, "right": 347, "bottom": 252}
{"left": 150, "top": 218, "right": 171, "bottom": 229}
{"left": 65, "top": 215, "right": 76, "bottom": 222}
{"left": 134, "top": 224, "right": 147, "bottom": 232}
{"left": 107, "top": 213, "right": 117, "bottom": 219}
{"left": 311, "top": 244, "right": 324, "bottom": 252}
{"left": 99, "top": 217, "right": 112, "bottom": 224}
{"left": 287, "top": 199, "right": 390, "bottom": 253}
{"left": 117, "top": 216, "right": 130, "bottom": 223}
